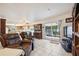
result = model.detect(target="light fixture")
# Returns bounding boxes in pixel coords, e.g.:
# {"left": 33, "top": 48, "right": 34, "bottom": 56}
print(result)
{"left": 48, "top": 8, "right": 51, "bottom": 11}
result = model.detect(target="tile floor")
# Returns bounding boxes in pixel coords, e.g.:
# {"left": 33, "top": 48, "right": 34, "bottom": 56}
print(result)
{"left": 30, "top": 39, "right": 72, "bottom": 56}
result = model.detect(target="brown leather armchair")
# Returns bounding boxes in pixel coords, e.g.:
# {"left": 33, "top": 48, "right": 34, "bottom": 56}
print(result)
{"left": 20, "top": 32, "right": 34, "bottom": 50}
{"left": 20, "top": 32, "right": 32, "bottom": 40}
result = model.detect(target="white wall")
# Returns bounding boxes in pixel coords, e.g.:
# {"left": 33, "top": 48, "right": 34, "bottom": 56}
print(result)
{"left": 33, "top": 11, "right": 72, "bottom": 39}
{"left": 59, "top": 18, "right": 72, "bottom": 39}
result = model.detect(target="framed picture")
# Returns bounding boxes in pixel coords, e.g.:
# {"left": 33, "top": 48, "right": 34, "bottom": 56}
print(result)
{"left": 65, "top": 17, "right": 73, "bottom": 23}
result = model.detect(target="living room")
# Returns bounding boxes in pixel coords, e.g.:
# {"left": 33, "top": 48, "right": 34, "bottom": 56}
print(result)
{"left": 0, "top": 3, "right": 78, "bottom": 56}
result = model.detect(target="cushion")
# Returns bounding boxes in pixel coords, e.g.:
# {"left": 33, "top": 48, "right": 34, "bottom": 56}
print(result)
{"left": 0, "top": 48, "right": 24, "bottom": 56}
{"left": 7, "top": 33, "right": 21, "bottom": 45}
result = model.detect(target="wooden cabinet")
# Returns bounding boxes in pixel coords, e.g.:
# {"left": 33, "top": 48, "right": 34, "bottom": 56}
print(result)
{"left": 34, "top": 24, "right": 42, "bottom": 31}
{"left": 34, "top": 24, "right": 42, "bottom": 39}
{"left": 72, "top": 3, "right": 79, "bottom": 56}
{"left": 0, "top": 18, "right": 6, "bottom": 47}
{"left": 0, "top": 18, "right": 6, "bottom": 35}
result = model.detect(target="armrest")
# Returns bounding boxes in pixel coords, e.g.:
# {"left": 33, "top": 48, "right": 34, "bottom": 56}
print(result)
{"left": 22, "top": 39, "right": 32, "bottom": 43}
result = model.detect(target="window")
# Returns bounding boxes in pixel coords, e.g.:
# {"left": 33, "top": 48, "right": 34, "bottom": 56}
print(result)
{"left": 45, "top": 23, "right": 60, "bottom": 37}
{"left": 52, "top": 25, "right": 60, "bottom": 37}
{"left": 45, "top": 26, "right": 52, "bottom": 36}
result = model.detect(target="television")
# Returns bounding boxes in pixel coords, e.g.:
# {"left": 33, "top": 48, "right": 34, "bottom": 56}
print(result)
{"left": 63, "top": 26, "right": 72, "bottom": 38}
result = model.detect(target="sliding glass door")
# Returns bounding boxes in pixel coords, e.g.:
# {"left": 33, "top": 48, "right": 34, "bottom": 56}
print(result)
{"left": 45, "top": 26, "right": 52, "bottom": 36}
{"left": 45, "top": 23, "right": 60, "bottom": 37}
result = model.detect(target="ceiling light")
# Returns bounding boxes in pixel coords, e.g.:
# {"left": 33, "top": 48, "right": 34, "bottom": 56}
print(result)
{"left": 48, "top": 8, "right": 51, "bottom": 11}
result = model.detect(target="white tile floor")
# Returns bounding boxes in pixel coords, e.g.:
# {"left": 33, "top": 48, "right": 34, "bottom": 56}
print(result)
{"left": 30, "top": 39, "right": 72, "bottom": 56}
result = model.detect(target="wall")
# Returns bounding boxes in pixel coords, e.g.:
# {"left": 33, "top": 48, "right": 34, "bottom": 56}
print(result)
{"left": 33, "top": 11, "right": 72, "bottom": 39}
{"left": 6, "top": 25, "right": 17, "bottom": 33}
{"left": 59, "top": 18, "right": 72, "bottom": 39}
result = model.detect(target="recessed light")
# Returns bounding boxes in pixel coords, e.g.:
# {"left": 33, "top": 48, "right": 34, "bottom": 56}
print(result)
{"left": 48, "top": 8, "right": 50, "bottom": 11}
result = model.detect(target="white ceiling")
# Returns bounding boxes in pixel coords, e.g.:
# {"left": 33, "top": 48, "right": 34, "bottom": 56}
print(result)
{"left": 0, "top": 3, "right": 74, "bottom": 24}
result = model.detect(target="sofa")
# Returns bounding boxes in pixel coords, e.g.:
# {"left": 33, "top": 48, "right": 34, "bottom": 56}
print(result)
{"left": 0, "top": 36, "right": 24, "bottom": 56}
{"left": 2, "top": 33, "right": 33, "bottom": 56}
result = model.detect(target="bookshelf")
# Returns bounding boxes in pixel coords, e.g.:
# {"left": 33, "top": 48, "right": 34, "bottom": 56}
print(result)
{"left": 72, "top": 3, "right": 79, "bottom": 56}
{"left": 34, "top": 24, "right": 42, "bottom": 39}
